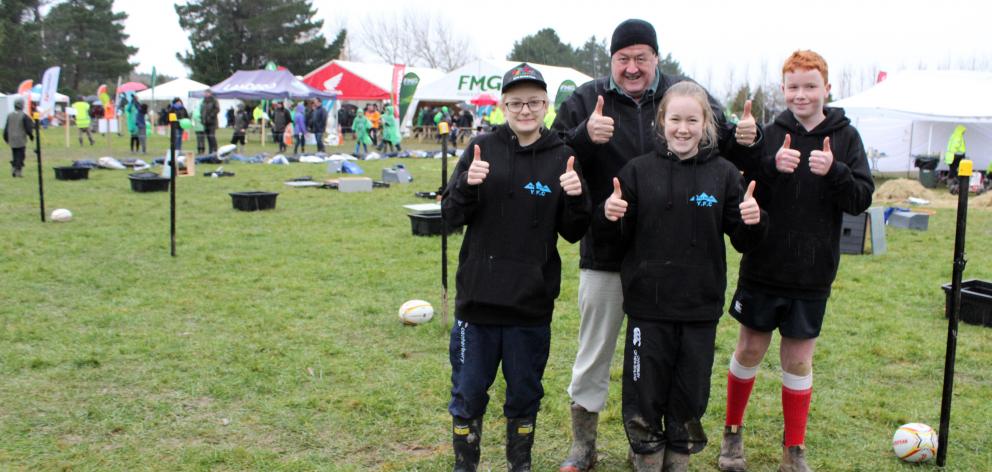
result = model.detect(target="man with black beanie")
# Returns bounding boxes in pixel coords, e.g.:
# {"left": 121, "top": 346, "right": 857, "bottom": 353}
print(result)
{"left": 554, "top": 18, "right": 761, "bottom": 472}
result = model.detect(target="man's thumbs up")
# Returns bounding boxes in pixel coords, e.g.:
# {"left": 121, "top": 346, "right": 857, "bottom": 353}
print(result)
{"left": 775, "top": 133, "right": 801, "bottom": 173}
{"left": 466, "top": 144, "right": 490, "bottom": 185}
{"left": 605, "top": 177, "right": 628, "bottom": 221}
{"left": 587, "top": 95, "right": 614, "bottom": 144}
{"left": 739, "top": 180, "right": 761, "bottom": 225}
{"left": 735, "top": 99, "right": 757, "bottom": 146}
{"left": 560, "top": 155, "right": 582, "bottom": 196}
{"left": 809, "top": 136, "right": 834, "bottom": 176}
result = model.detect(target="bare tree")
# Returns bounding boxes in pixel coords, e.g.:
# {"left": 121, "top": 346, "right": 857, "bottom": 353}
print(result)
{"left": 357, "top": 10, "right": 475, "bottom": 70}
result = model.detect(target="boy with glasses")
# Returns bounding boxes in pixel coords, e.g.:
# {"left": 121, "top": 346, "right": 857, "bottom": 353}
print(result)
{"left": 443, "top": 63, "right": 591, "bottom": 471}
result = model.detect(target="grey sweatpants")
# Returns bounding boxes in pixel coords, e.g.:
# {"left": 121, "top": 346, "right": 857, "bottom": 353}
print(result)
{"left": 567, "top": 269, "right": 625, "bottom": 412}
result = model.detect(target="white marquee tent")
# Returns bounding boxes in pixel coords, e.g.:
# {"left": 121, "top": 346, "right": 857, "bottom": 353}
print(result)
{"left": 831, "top": 70, "right": 992, "bottom": 173}
{"left": 403, "top": 59, "right": 594, "bottom": 129}
{"left": 136, "top": 78, "right": 242, "bottom": 127}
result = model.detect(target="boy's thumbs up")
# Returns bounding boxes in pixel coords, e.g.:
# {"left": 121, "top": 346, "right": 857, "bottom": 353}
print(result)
{"left": 775, "top": 133, "right": 800, "bottom": 174}
{"left": 466, "top": 144, "right": 489, "bottom": 185}
{"left": 744, "top": 180, "right": 756, "bottom": 200}
{"left": 742, "top": 100, "right": 753, "bottom": 120}
{"left": 810, "top": 136, "right": 834, "bottom": 176}
{"left": 560, "top": 155, "right": 582, "bottom": 196}
{"left": 612, "top": 177, "right": 622, "bottom": 198}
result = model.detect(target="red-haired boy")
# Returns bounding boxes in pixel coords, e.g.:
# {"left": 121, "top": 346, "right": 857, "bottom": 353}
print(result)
{"left": 718, "top": 50, "right": 874, "bottom": 472}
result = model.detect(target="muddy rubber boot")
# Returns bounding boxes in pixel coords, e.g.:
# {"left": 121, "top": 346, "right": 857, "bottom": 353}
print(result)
{"left": 13, "top": 167, "right": 22, "bottom": 177}
{"left": 662, "top": 449, "right": 690, "bottom": 472}
{"left": 778, "top": 445, "right": 812, "bottom": 472}
{"left": 559, "top": 403, "right": 598, "bottom": 471}
{"left": 453, "top": 416, "right": 482, "bottom": 472}
{"left": 630, "top": 448, "right": 664, "bottom": 472}
{"left": 506, "top": 416, "right": 536, "bottom": 472}
{"left": 718, "top": 425, "right": 747, "bottom": 471}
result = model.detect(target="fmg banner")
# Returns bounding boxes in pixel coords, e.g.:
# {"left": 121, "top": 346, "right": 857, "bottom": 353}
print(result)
{"left": 554, "top": 80, "right": 577, "bottom": 111}
{"left": 398, "top": 72, "right": 420, "bottom": 122}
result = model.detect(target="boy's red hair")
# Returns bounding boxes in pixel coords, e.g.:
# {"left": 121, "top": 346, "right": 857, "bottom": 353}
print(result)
{"left": 782, "top": 50, "right": 829, "bottom": 84}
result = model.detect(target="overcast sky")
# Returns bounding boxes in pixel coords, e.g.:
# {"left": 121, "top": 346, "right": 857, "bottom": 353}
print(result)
{"left": 115, "top": 0, "right": 991, "bottom": 98}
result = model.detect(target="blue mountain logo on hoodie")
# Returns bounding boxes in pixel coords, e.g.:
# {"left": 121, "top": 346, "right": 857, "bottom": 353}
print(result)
{"left": 524, "top": 181, "right": 552, "bottom": 197}
{"left": 690, "top": 192, "right": 718, "bottom": 207}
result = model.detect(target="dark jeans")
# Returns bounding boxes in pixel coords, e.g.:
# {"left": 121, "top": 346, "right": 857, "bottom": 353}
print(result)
{"left": 10, "top": 147, "right": 26, "bottom": 169}
{"left": 293, "top": 133, "right": 305, "bottom": 154}
{"left": 195, "top": 131, "right": 206, "bottom": 154}
{"left": 448, "top": 320, "right": 551, "bottom": 420}
{"left": 622, "top": 318, "right": 718, "bottom": 455}
{"left": 313, "top": 132, "right": 324, "bottom": 152}
{"left": 272, "top": 130, "right": 286, "bottom": 152}
{"left": 204, "top": 125, "right": 218, "bottom": 155}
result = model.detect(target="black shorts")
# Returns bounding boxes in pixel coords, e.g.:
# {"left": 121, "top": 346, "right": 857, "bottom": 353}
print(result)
{"left": 728, "top": 287, "right": 827, "bottom": 339}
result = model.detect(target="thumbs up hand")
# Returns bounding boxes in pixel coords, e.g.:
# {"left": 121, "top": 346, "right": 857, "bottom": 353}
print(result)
{"left": 775, "top": 134, "right": 801, "bottom": 173}
{"left": 735, "top": 100, "right": 757, "bottom": 146}
{"left": 586, "top": 95, "right": 615, "bottom": 144}
{"left": 604, "top": 177, "right": 628, "bottom": 221}
{"left": 809, "top": 137, "right": 833, "bottom": 176}
{"left": 559, "top": 156, "right": 582, "bottom": 196}
{"left": 739, "top": 180, "right": 761, "bottom": 225}
{"left": 466, "top": 144, "right": 490, "bottom": 185}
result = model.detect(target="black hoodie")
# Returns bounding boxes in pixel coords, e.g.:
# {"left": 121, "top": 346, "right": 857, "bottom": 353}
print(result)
{"left": 739, "top": 107, "right": 874, "bottom": 299}
{"left": 593, "top": 146, "right": 767, "bottom": 322}
{"left": 552, "top": 73, "right": 758, "bottom": 272}
{"left": 442, "top": 125, "right": 592, "bottom": 326}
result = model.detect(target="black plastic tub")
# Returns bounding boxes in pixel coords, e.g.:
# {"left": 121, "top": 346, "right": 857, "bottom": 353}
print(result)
{"left": 942, "top": 279, "right": 992, "bottom": 327}
{"left": 128, "top": 172, "right": 171, "bottom": 192}
{"left": 408, "top": 214, "right": 461, "bottom": 237}
{"left": 230, "top": 191, "right": 278, "bottom": 211}
{"left": 54, "top": 166, "right": 90, "bottom": 180}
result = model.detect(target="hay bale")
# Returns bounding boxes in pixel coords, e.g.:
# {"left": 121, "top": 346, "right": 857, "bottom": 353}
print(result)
{"left": 874, "top": 178, "right": 935, "bottom": 201}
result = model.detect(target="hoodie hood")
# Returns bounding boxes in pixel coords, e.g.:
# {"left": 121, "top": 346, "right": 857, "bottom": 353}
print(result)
{"left": 774, "top": 106, "right": 850, "bottom": 136}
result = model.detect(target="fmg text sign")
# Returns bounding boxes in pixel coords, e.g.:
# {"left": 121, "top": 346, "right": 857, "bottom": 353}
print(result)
{"left": 458, "top": 75, "right": 502, "bottom": 92}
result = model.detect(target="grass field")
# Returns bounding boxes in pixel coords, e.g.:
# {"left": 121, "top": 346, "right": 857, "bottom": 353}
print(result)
{"left": 1, "top": 127, "right": 991, "bottom": 471}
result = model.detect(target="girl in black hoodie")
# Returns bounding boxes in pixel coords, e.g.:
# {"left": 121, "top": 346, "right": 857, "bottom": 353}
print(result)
{"left": 442, "top": 63, "right": 591, "bottom": 472}
{"left": 594, "top": 81, "right": 766, "bottom": 471}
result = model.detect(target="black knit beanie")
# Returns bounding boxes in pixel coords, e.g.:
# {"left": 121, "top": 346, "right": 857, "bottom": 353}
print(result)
{"left": 610, "top": 19, "right": 658, "bottom": 55}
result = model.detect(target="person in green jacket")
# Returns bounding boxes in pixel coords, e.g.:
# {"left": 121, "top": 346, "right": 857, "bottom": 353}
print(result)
{"left": 72, "top": 99, "right": 94, "bottom": 146}
{"left": 379, "top": 104, "right": 403, "bottom": 153}
{"left": 191, "top": 103, "right": 206, "bottom": 155}
{"left": 352, "top": 111, "right": 372, "bottom": 156}
{"left": 944, "top": 124, "right": 967, "bottom": 175}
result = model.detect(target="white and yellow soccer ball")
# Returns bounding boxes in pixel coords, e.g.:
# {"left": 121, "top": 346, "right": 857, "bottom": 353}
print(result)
{"left": 398, "top": 300, "right": 433, "bottom": 325}
{"left": 50, "top": 208, "right": 73, "bottom": 222}
{"left": 892, "top": 423, "right": 938, "bottom": 463}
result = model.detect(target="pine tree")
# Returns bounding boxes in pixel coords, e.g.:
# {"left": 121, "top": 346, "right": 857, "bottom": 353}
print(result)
{"left": 507, "top": 28, "right": 576, "bottom": 69}
{"left": 0, "top": 0, "right": 45, "bottom": 92}
{"left": 42, "top": 0, "right": 136, "bottom": 96}
{"left": 176, "top": 0, "right": 344, "bottom": 85}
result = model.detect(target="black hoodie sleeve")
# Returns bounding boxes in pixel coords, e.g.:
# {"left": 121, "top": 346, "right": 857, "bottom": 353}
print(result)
{"left": 557, "top": 158, "right": 592, "bottom": 243}
{"left": 551, "top": 84, "right": 597, "bottom": 164}
{"left": 441, "top": 141, "right": 482, "bottom": 228}
{"left": 826, "top": 127, "right": 875, "bottom": 215}
{"left": 723, "top": 169, "right": 768, "bottom": 254}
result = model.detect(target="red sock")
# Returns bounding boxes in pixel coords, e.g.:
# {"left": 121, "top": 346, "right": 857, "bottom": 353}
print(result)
{"left": 725, "top": 372, "right": 755, "bottom": 427}
{"left": 782, "top": 385, "right": 812, "bottom": 447}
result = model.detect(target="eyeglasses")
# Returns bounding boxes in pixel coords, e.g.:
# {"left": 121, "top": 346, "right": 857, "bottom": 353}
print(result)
{"left": 505, "top": 99, "right": 546, "bottom": 113}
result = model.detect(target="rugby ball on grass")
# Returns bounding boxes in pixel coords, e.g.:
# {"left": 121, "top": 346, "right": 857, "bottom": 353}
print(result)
{"left": 399, "top": 300, "right": 433, "bottom": 325}
{"left": 50, "top": 208, "right": 73, "bottom": 222}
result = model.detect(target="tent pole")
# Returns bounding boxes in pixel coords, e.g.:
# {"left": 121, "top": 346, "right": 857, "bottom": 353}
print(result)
{"left": 907, "top": 121, "right": 914, "bottom": 179}
{"left": 927, "top": 123, "right": 934, "bottom": 156}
